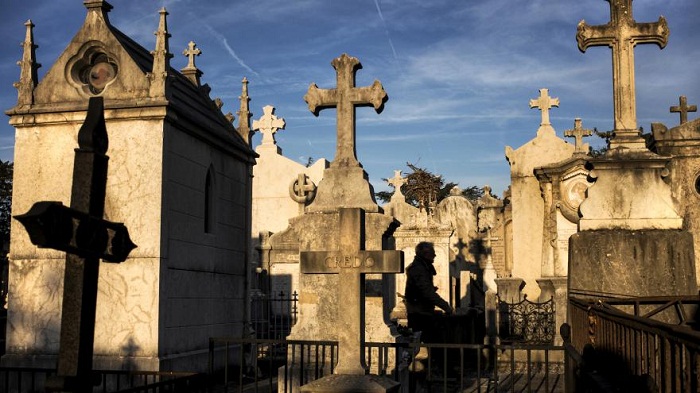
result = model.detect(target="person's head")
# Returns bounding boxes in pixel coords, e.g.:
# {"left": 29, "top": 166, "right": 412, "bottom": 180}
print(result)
{"left": 415, "top": 241, "right": 436, "bottom": 263}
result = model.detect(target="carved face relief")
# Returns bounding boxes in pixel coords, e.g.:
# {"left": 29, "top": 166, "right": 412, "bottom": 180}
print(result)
{"left": 82, "top": 57, "right": 117, "bottom": 92}
{"left": 565, "top": 180, "right": 588, "bottom": 209}
{"left": 67, "top": 43, "right": 119, "bottom": 96}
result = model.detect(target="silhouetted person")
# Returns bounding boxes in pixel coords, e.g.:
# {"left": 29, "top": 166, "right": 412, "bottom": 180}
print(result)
{"left": 404, "top": 241, "right": 453, "bottom": 342}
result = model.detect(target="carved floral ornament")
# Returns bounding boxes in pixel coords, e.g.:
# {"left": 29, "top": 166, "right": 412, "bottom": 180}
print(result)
{"left": 66, "top": 42, "right": 119, "bottom": 96}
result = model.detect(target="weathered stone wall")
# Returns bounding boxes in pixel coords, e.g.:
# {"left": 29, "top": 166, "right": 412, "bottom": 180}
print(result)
{"left": 569, "top": 230, "right": 697, "bottom": 299}
{"left": 6, "top": 116, "right": 165, "bottom": 368}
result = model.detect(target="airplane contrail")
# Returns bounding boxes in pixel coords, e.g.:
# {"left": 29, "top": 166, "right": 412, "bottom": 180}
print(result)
{"left": 205, "top": 25, "right": 259, "bottom": 77}
{"left": 373, "top": 0, "right": 398, "bottom": 60}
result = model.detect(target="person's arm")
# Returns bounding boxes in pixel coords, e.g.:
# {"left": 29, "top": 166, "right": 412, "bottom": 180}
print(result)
{"left": 412, "top": 267, "right": 452, "bottom": 314}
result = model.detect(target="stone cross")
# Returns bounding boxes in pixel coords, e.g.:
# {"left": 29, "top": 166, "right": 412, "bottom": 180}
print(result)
{"left": 304, "top": 54, "right": 387, "bottom": 168}
{"left": 529, "top": 88, "right": 559, "bottom": 126}
{"left": 289, "top": 173, "right": 316, "bottom": 204}
{"left": 14, "top": 97, "right": 136, "bottom": 393}
{"left": 252, "top": 105, "right": 285, "bottom": 146}
{"left": 670, "top": 95, "right": 697, "bottom": 125}
{"left": 387, "top": 170, "right": 407, "bottom": 198}
{"left": 564, "top": 118, "right": 593, "bottom": 154}
{"left": 182, "top": 40, "right": 201, "bottom": 70}
{"left": 577, "top": 0, "right": 668, "bottom": 143}
{"left": 300, "top": 208, "right": 403, "bottom": 375}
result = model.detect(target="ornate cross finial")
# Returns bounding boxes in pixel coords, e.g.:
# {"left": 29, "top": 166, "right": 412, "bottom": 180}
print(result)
{"left": 149, "top": 7, "right": 171, "bottom": 97}
{"left": 237, "top": 77, "right": 252, "bottom": 144}
{"left": 14, "top": 19, "right": 40, "bottom": 107}
{"left": 529, "top": 88, "right": 559, "bottom": 127}
{"left": 577, "top": 0, "right": 668, "bottom": 148}
{"left": 387, "top": 170, "right": 407, "bottom": 198}
{"left": 304, "top": 54, "right": 387, "bottom": 168}
{"left": 564, "top": 118, "right": 593, "bottom": 154}
{"left": 670, "top": 96, "right": 697, "bottom": 125}
{"left": 183, "top": 41, "right": 200, "bottom": 70}
{"left": 253, "top": 105, "right": 285, "bottom": 146}
{"left": 181, "top": 41, "right": 202, "bottom": 85}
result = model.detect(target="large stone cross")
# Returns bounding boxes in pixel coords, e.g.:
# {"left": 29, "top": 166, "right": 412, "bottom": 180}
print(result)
{"left": 529, "top": 88, "right": 559, "bottom": 127}
{"left": 14, "top": 97, "right": 136, "bottom": 393}
{"left": 564, "top": 118, "right": 593, "bottom": 154}
{"left": 252, "top": 105, "right": 286, "bottom": 146}
{"left": 387, "top": 170, "right": 407, "bottom": 198}
{"left": 300, "top": 208, "right": 403, "bottom": 375}
{"left": 670, "top": 95, "right": 697, "bottom": 125}
{"left": 304, "top": 54, "right": 387, "bottom": 168}
{"left": 577, "top": 0, "right": 668, "bottom": 144}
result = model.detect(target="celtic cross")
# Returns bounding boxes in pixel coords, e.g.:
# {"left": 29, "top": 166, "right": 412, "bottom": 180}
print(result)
{"left": 253, "top": 105, "right": 286, "bottom": 146}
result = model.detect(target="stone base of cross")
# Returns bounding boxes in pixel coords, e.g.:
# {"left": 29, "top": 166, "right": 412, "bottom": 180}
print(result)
{"left": 301, "top": 374, "right": 400, "bottom": 393}
{"left": 299, "top": 208, "right": 402, "bottom": 391}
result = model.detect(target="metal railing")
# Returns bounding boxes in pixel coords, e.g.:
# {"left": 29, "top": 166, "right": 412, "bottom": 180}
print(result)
{"left": 568, "top": 296, "right": 700, "bottom": 392}
{"left": 0, "top": 368, "right": 206, "bottom": 393}
{"left": 208, "top": 337, "right": 566, "bottom": 392}
{"left": 250, "top": 291, "right": 298, "bottom": 340}
{"left": 497, "top": 295, "right": 556, "bottom": 345}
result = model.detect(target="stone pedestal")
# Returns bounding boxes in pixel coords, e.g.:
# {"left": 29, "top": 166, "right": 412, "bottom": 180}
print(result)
{"left": 300, "top": 374, "right": 399, "bottom": 392}
{"left": 569, "top": 230, "right": 696, "bottom": 322}
{"left": 536, "top": 277, "right": 567, "bottom": 345}
{"left": 495, "top": 277, "right": 525, "bottom": 303}
{"left": 569, "top": 230, "right": 696, "bottom": 297}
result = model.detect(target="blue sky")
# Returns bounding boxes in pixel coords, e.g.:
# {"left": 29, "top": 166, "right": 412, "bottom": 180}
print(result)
{"left": 1, "top": 1, "right": 698, "bottom": 197}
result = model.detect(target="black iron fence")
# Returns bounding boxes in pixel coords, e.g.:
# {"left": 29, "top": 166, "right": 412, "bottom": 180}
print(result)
{"left": 208, "top": 336, "right": 566, "bottom": 392}
{"left": 498, "top": 295, "right": 556, "bottom": 345}
{"left": 0, "top": 368, "right": 206, "bottom": 393}
{"left": 250, "top": 291, "right": 298, "bottom": 340}
{"left": 567, "top": 296, "right": 700, "bottom": 393}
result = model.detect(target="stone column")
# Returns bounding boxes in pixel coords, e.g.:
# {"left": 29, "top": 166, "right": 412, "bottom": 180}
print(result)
{"left": 536, "top": 277, "right": 567, "bottom": 345}
{"left": 495, "top": 277, "right": 525, "bottom": 303}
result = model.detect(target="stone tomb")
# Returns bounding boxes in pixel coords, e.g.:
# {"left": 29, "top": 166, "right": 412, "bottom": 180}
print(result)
{"left": 251, "top": 102, "right": 328, "bottom": 297}
{"left": 14, "top": 97, "right": 136, "bottom": 391}
{"left": 5, "top": 2, "right": 256, "bottom": 372}
{"left": 650, "top": 99, "right": 700, "bottom": 289}
{"left": 505, "top": 88, "right": 574, "bottom": 300}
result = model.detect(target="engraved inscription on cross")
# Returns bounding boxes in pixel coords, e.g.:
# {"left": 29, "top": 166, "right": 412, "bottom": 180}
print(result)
{"left": 530, "top": 88, "right": 559, "bottom": 127}
{"left": 577, "top": 0, "right": 668, "bottom": 143}
{"left": 565, "top": 118, "right": 593, "bottom": 155}
{"left": 670, "top": 96, "right": 697, "bottom": 125}
{"left": 14, "top": 97, "right": 136, "bottom": 392}
{"left": 300, "top": 208, "right": 403, "bottom": 375}
{"left": 304, "top": 53, "right": 387, "bottom": 168}
{"left": 253, "top": 105, "right": 286, "bottom": 146}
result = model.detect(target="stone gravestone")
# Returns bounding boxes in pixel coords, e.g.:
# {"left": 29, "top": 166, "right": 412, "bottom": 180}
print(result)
{"left": 266, "top": 54, "right": 401, "bottom": 392}
{"left": 571, "top": 1, "right": 697, "bottom": 310}
{"left": 505, "top": 89, "right": 574, "bottom": 300}
{"left": 300, "top": 208, "right": 402, "bottom": 391}
{"left": 14, "top": 97, "right": 136, "bottom": 392}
